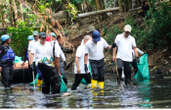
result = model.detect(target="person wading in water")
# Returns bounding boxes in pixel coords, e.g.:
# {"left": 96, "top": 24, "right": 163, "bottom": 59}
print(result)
{"left": 84, "top": 30, "right": 111, "bottom": 90}
{"left": 31, "top": 32, "right": 61, "bottom": 94}
{"left": 112, "top": 24, "right": 139, "bottom": 86}
{"left": 0, "top": 34, "right": 15, "bottom": 89}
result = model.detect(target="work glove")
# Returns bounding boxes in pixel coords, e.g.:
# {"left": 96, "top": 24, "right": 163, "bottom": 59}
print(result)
{"left": 136, "top": 57, "right": 140, "bottom": 63}
{"left": 64, "top": 61, "right": 67, "bottom": 67}
{"left": 84, "top": 64, "right": 88, "bottom": 73}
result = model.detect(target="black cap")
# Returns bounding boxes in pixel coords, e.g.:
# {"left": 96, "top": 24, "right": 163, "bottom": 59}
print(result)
{"left": 40, "top": 32, "right": 46, "bottom": 38}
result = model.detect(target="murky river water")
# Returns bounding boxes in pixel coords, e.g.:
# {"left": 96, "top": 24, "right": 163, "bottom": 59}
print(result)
{"left": 0, "top": 73, "right": 171, "bottom": 108}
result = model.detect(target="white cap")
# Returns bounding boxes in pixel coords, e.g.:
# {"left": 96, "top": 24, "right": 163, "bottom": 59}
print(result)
{"left": 124, "top": 24, "right": 132, "bottom": 33}
{"left": 84, "top": 35, "right": 91, "bottom": 40}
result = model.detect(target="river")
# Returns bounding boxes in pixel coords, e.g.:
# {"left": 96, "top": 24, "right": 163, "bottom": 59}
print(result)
{"left": 0, "top": 73, "right": 171, "bottom": 108}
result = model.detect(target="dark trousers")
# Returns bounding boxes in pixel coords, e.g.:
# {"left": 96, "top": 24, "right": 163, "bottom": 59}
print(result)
{"left": 71, "top": 74, "right": 91, "bottom": 90}
{"left": 1, "top": 66, "right": 13, "bottom": 88}
{"left": 131, "top": 59, "right": 138, "bottom": 75}
{"left": 117, "top": 59, "right": 131, "bottom": 85}
{"left": 38, "top": 63, "right": 61, "bottom": 94}
{"left": 89, "top": 59, "right": 104, "bottom": 82}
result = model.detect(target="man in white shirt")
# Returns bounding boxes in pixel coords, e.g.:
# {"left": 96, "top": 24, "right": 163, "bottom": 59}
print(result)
{"left": 28, "top": 31, "right": 43, "bottom": 87}
{"left": 112, "top": 24, "right": 139, "bottom": 85}
{"left": 50, "top": 32, "right": 68, "bottom": 85}
{"left": 28, "top": 31, "right": 39, "bottom": 65}
{"left": 71, "top": 35, "right": 91, "bottom": 90}
{"left": 84, "top": 30, "right": 111, "bottom": 89}
{"left": 32, "top": 32, "right": 61, "bottom": 94}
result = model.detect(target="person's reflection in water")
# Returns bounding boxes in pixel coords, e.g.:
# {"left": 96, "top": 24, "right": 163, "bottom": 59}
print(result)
{"left": 137, "top": 80, "right": 152, "bottom": 108}
{"left": 91, "top": 89, "right": 105, "bottom": 108}
{"left": 2, "top": 89, "right": 15, "bottom": 108}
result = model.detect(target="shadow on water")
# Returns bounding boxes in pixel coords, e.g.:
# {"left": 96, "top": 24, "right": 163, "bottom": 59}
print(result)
{"left": 0, "top": 73, "right": 171, "bottom": 108}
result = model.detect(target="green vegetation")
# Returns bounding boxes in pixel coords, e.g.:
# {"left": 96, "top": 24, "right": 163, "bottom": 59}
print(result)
{"left": 104, "top": 25, "right": 122, "bottom": 45}
{"left": 65, "top": 3, "right": 79, "bottom": 20}
{"left": 0, "top": 0, "right": 170, "bottom": 56}
{"left": 144, "top": 1, "right": 171, "bottom": 50}
{"left": 7, "top": 21, "right": 34, "bottom": 56}
{"left": 104, "top": 0, "right": 171, "bottom": 51}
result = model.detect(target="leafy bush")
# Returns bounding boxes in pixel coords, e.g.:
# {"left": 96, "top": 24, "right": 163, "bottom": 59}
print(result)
{"left": 104, "top": 0, "right": 171, "bottom": 51}
{"left": 7, "top": 21, "right": 34, "bottom": 56}
{"left": 103, "top": 25, "right": 122, "bottom": 45}
{"left": 144, "top": 1, "right": 171, "bottom": 50}
{"left": 65, "top": 3, "right": 79, "bottom": 20}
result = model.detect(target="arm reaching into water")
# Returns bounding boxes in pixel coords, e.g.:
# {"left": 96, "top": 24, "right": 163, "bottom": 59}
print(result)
{"left": 54, "top": 57, "right": 61, "bottom": 76}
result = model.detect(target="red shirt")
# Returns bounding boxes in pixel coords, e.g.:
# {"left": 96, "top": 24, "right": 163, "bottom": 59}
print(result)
{"left": 46, "top": 36, "right": 52, "bottom": 42}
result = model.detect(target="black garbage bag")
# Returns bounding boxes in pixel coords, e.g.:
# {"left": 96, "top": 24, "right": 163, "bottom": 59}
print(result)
{"left": 11, "top": 68, "right": 36, "bottom": 84}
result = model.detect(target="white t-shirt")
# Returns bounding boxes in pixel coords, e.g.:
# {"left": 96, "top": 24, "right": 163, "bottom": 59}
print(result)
{"left": 51, "top": 40, "right": 66, "bottom": 61}
{"left": 28, "top": 39, "right": 39, "bottom": 62}
{"left": 115, "top": 33, "right": 136, "bottom": 62}
{"left": 74, "top": 45, "right": 89, "bottom": 74}
{"left": 34, "top": 41, "right": 61, "bottom": 66}
{"left": 85, "top": 38, "right": 109, "bottom": 60}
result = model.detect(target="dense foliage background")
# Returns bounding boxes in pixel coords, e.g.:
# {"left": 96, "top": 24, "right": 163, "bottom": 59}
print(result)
{"left": 0, "top": 0, "right": 170, "bottom": 56}
{"left": 104, "top": 0, "right": 171, "bottom": 52}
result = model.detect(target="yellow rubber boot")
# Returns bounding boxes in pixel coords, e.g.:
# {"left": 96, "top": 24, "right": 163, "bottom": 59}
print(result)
{"left": 37, "top": 79, "right": 43, "bottom": 87}
{"left": 98, "top": 81, "right": 104, "bottom": 89}
{"left": 91, "top": 79, "right": 97, "bottom": 89}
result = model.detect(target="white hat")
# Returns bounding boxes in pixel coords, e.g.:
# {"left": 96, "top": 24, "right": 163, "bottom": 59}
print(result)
{"left": 87, "top": 25, "right": 95, "bottom": 33}
{"left": 124, "top": 24, "right": 132, "bottom": 33}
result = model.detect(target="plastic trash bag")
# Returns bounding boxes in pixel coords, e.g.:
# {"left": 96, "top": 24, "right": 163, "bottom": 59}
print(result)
{"left": 60, "top": 75, "right": 67, "bottom": 93}
{"left": 29, "top": 73, "right": 39, "bottom": 85}
{"left": 14, "top": 56, "right": 23, "bottom": 63}
{"left": 81, "top": 64, "right": 92, "bottom": 85}
{"left": 134, "top": 54, "right": 150, "bottom": 81}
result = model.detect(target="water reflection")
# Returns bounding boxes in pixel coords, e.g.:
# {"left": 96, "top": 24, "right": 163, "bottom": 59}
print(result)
{"left": 91, "top": 89, "right": 105, "bottom": 108}
{"left": 0, "top": 74, "right": 171, "bottom": 108}
{"left": 0, "top": 89, "right": 15, "bottom": 108}
{"left": 137, "top": 80, "right": 152, "bottom": 108}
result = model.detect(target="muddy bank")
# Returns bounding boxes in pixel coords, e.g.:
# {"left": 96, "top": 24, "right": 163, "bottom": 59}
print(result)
{"left": 65, "top": 49, "right": 171, "bottom": 80}
{"left": 103, "top": 49, "right": 171, "bottom": 79}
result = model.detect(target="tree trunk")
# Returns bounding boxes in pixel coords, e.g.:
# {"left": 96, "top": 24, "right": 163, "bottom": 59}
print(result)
{"left": 62, "top": 0, "right": 69, "bottom": 4}
{"left": 85, "top": 0, "right": 92, "bottom": 12}
{"left": 100, "top": 0, "right": 105, "bottom": 9}
{"left": 132, "top": 0, "right": 136, "bottom": 9}
{"left": 95, "top": 0, "right": 107, "bottom": 20}
{"left": 11, "top": 0, "right": 18, "bottom": 26}
{"left": 95, "top": 0, "right": 101, "bottom": 10}
{"left": 95, "top": 0, "right": 105, "bottom": 10}
{"left": 18, "top": 0, "right": 24, "bottom": 21}
{"left": 118, "top": 0, "right": 132, "bottom": 12}
{"left": 9, "top": 0, "right": 15, "bottom": 26}
{"left": 2, "top": 13, "right": 6, "bottom": 28}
